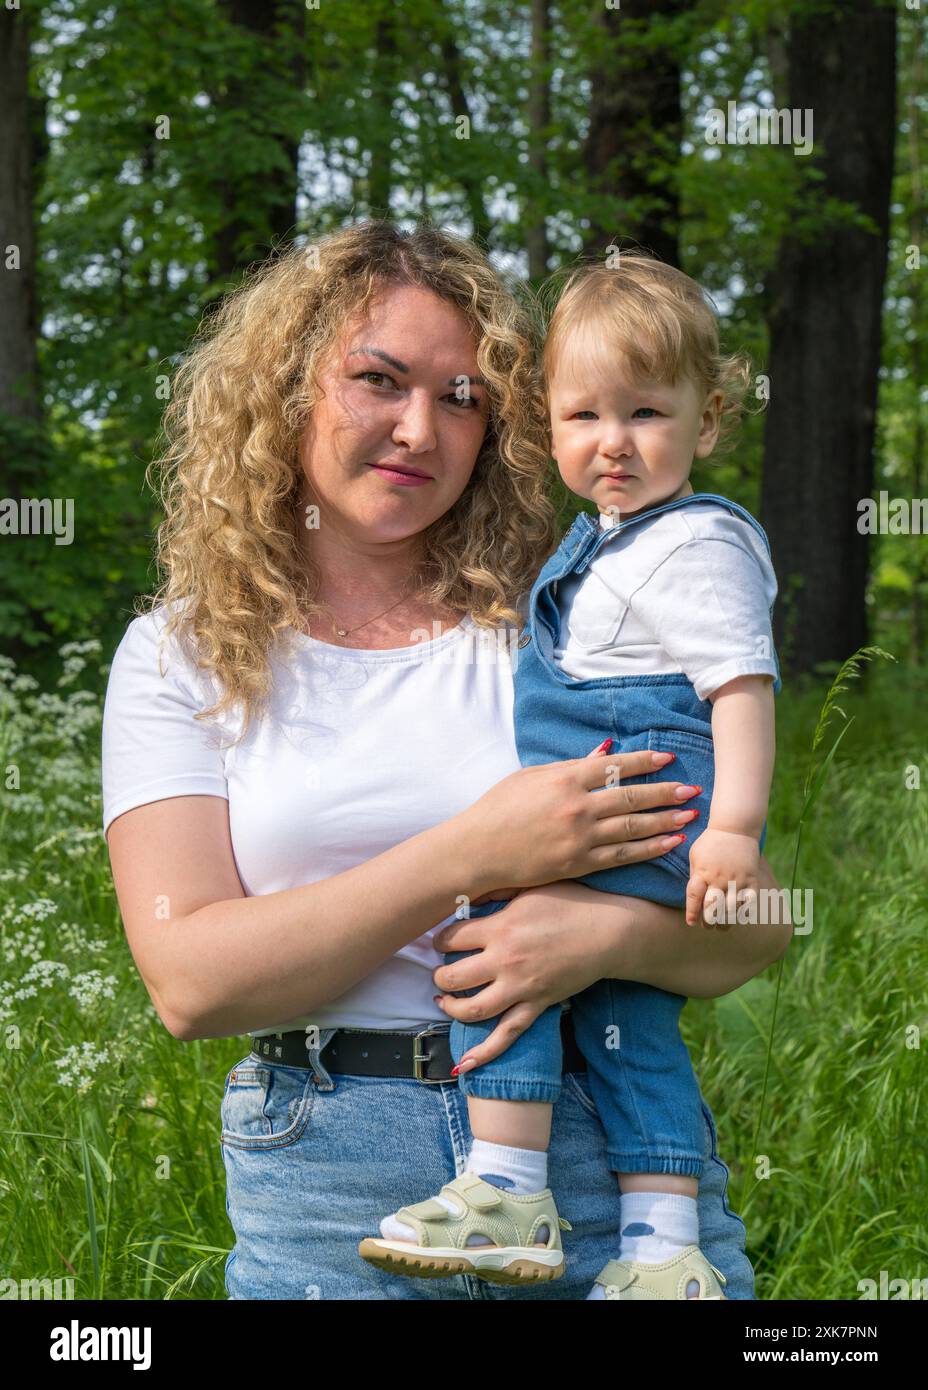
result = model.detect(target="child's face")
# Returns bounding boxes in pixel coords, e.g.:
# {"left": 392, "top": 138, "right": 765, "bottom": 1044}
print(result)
{"left": 548, "top": 351, "right": 723, "bottom": 519}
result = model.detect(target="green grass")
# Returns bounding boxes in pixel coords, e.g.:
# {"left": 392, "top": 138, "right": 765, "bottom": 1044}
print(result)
{"left": 0, "top": 641, "right": 926, "bottom": 1299}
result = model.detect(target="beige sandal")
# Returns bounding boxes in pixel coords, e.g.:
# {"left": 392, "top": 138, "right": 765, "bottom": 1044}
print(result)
{"left": 359, "top": 1172, "right": 572, "bottom": 1285}
{"left": 592, "top": 1245, "right": 728, "bottom": 1299}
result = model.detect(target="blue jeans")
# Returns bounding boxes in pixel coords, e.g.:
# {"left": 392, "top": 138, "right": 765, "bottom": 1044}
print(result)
{"left": 220, "top": 1026, "right": 755, "bottom": 1299}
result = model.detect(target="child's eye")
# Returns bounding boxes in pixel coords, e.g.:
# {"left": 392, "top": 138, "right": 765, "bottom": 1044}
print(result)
{"left": 633, "top": 407, "right": 660, "bottom": 419}
{"left": 571, "top": 411, "right": 597, "bottom": 420}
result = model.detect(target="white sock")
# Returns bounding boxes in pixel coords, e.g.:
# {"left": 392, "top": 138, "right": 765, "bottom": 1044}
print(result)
{"left": 465, "top": 1137, "right": 548, "bottom": 1195}
{"left": 380, "top": 1138, "right": 549, "bottom": 1246}
{"left": 618, "top": 1191, "right": 698, "bottom": 1263}
{"left": 587, "top": 1191, "right": 700, "bottom": 1300}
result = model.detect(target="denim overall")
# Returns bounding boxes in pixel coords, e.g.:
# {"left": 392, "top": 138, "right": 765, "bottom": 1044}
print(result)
{"left": 447, "top": 492, "right": 782, "bottom": 1177}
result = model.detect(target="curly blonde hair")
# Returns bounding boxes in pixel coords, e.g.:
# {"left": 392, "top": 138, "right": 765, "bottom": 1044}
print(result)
{"left": 140, "top": 220, "right": 558, "bottom": 742}
{"left": 539, "top": 252, "right": 760, "bottom": 455}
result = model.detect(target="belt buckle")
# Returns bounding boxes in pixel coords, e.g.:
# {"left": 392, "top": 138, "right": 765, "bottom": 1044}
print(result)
{"left": 412, "top": 1025, "right": 449, "bottom": 1084}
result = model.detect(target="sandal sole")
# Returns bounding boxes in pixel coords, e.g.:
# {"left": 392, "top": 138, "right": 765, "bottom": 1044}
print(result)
{"left": 358, "top": 1238, "right": 564, "bottom": 1284}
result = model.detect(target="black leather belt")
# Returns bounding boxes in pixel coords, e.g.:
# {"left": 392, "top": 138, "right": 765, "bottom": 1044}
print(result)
{"left": 250, "top": 1009, "right": 587, "bottom": 1083}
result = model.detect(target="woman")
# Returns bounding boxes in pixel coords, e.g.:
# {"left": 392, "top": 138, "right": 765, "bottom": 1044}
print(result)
{"left": 102, "top": 220, "right": 791, "bottom": 1300}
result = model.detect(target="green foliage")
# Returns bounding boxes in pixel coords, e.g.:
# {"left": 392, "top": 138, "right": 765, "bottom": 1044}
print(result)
{"left": 1, "top": 644, "right": 924, "bottom": 1297}
{"left": 3, "top": 0, "right": 916, "bottom": 670}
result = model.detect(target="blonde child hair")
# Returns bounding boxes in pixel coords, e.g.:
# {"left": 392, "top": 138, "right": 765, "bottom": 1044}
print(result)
{"left": 539, "top": 253, "right": 759, "bottom": 455}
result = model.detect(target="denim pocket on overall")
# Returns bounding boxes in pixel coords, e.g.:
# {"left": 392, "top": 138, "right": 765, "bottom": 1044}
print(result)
{"left": 220, "top": 1055, "right": 315, "bottom": 1150}
{"left": 644, "top": 727, "right": 715, "bottom": 881}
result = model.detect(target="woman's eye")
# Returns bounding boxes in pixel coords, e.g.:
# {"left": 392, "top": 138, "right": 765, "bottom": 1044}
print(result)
{"left": 358, "top": 372, "right": 480, "bottom": 409}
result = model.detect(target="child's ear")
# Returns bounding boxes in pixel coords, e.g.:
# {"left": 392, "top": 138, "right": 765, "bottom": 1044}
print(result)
{"left": 695, "top": 390, "right": 724, "bottom": 458}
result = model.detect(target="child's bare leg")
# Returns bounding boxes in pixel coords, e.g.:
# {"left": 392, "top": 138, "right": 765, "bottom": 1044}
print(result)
{"left": 468, "top": 1096, "right": 552, "bottom": 1150}
{"left": 617, "top": 1172, "right": 698, "bottom": 1198}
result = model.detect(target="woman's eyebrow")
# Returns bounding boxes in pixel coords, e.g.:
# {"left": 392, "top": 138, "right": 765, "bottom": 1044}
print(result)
{"left": 348, "top": 345, "right": 409, "bottom": 373}
{"left": 347, "top": 346, "right": 486, "bottom": 389}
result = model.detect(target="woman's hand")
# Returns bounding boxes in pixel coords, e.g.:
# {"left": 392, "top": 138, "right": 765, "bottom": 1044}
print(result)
{"left": 431, "top": 879, "right": 619, "bottom": 1070}
{"left": 457, "top": 739, "right": 702, "bottom": 898}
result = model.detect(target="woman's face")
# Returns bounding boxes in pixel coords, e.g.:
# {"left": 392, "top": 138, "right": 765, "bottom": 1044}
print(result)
{"left": 298, "top": 284, "right": 490, "bottom": 548}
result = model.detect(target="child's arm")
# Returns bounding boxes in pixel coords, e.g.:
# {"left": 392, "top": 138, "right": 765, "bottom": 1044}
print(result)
{"left": 684, "top": 673, "right": 776, "bottom": 926}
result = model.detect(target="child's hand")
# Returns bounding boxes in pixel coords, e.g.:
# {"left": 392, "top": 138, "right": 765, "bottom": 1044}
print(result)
{"left": 684, "top": 828, "right": 761, "bottom": 926}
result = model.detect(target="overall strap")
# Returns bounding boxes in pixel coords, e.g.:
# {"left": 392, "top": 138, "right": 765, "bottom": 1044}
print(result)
{"left": 574, "top": 491, "right": 773, "bottom": 575}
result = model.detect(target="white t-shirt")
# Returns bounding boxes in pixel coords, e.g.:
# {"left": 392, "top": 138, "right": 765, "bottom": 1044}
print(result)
{"left": 101, "top": 603, "right": 522, "bottom": 1036}
{"left": 553, "top": 503, "right": 779, "bottom": 698}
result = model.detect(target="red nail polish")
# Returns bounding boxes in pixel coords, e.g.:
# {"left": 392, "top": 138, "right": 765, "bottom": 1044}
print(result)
{"left": 692, "top": 786, "right": 703, "bottom": 795}
{"left": 450, "top": 1065, "right": 461, "bottom": 1077}
{"left": 594, "top": 738, "right": 613, "bottom": 753}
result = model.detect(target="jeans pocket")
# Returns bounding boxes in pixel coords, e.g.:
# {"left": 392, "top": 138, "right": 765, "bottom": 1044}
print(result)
{"left": 645, "top": 728, "right": 715, "bottom": 880}
{"left": 221, "top": 1055, "right": 315, "bottom": 1150}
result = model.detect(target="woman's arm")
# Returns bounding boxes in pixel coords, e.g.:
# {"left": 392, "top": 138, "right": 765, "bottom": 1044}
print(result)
{"left": 432, "top": 858, "right": 792, "bottom": 1065}
{"left": 107, "top": 794, "right": 499, "bottom": 1041}
{"left": 106, "top": 747, "right": 699, "bottom": 1041}
{"left": 590, "top": 853, "right": 791, "bottom": 998}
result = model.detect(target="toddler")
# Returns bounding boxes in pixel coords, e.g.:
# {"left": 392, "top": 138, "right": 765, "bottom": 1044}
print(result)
{"left": 360, "top": 253, "right": 781, "bottom": 1300}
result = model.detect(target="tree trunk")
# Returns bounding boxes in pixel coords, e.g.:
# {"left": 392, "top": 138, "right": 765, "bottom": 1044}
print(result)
{"left": 526, "top": 0, "right": 551, "bottom": 279}
{"left": 0, "top": 6, "right": 40, "bottom": 424}
{"left": 367, "top": 13, "right": 395, "bottom": 218}
{"left": 907, "top": 25, "right": 925, "bottom": 666}
{"left": 213, "top": 0, "right": 304, "bottom": 278}
{"left": 435, "top": 0, "right": 492, "bottom": 249}
{"left": 759, "top": 0, "right": 897, "bottom": 676}
{"left": 580, "top": 0, "right": 695, "bottom": 267}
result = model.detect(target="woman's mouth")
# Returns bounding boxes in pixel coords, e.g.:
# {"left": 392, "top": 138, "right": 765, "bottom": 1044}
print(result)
{"left": 367, "top": 462, "right": 433, "bottom": 486}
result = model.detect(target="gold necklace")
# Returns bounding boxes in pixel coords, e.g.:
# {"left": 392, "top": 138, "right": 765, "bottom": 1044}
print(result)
{"left": 313, "top": 585, "right": 412, "bottom": 639}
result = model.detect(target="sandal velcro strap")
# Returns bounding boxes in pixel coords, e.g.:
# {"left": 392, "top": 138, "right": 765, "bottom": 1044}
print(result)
{"left": 397, "top": 1174, "right": 504, "bottom": 1225}
{"left": 593, "top": 1247, "right": 729, "bottom": 1299}
{"left": 596, "top": 1259, "right": 635, "bottom": 1292}
{"left": 400, "top": 1196, "right": 458, "bottom": 1221}
{"left": 448, "top": 1174, "right": 504, "bottom": 1209}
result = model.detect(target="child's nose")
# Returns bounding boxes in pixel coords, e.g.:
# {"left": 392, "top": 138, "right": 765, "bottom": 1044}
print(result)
{"left": 600, "top": 428, "right": 634, "bottom": 457}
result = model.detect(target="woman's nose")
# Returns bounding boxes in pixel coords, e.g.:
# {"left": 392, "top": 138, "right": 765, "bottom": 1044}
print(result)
{"left": 392, "top": 390, "right": 438, "bottom": 453}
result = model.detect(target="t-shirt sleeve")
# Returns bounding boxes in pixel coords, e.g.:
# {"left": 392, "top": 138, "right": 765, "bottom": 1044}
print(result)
{"left": 101, "top": 611, "right": 230, "bottom": 839}
{"left": 628, "top": 536, "right": 780, "bottom": 701}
